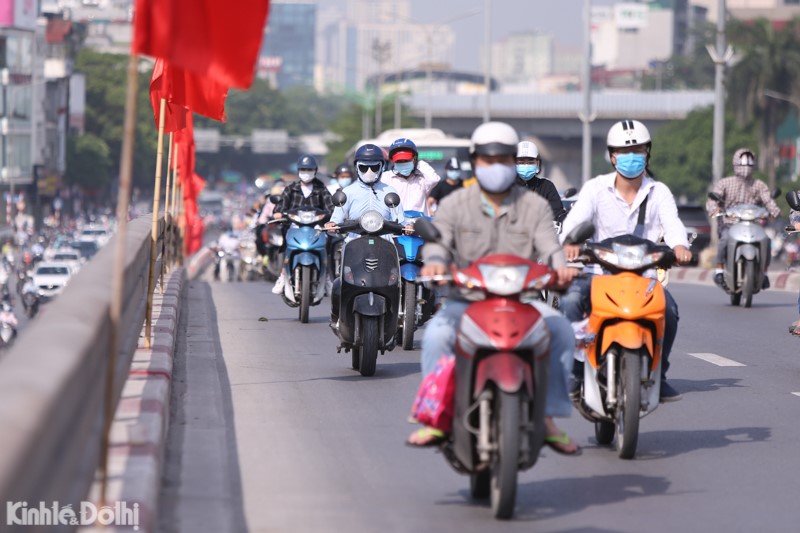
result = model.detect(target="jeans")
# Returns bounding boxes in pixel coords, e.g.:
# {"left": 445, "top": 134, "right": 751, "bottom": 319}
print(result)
{"left": 420, "top": 298, "right": 574, "bottom": 418}
{"left": 559, "top": 275, "right": 679, "bottom": 379}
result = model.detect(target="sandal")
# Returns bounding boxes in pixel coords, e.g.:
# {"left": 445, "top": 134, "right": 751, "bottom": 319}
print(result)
{"left": 406, "top": 427, "right": 447, "bottom": 448}
{"left": 790, "top": 326, "right": 800, "bottom": 337}
{"left": 544, "top": 432, "right": 582, "bottom": 456}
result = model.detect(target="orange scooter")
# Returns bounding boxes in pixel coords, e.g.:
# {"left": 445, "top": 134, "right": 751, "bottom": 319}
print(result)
{"left": 572, "top": 234, "right": 677, "bottom": 459}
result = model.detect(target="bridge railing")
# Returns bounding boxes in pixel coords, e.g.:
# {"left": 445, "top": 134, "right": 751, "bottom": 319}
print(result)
{"left": 0, "top": 215, "right": 166, "bottom": 528}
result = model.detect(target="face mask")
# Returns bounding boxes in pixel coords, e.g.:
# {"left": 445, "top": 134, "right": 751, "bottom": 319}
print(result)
{"left": 446, "top": 170, "right": 461, "bottom": 181}
{"left": 298, "top": 171, "right": 315, "bottom": 184}
{"left": 516, "top": 164, "right": 539, "bottom": 181}
{"left": 356, "top": 162, "right": 382, "bottom": 184}
{"left": 475, "top": 164, "right": 517, "bottom": 193}
{"left": 358, "top": 168, "right": 379, "bottom": 184}
{"left": 394, "top": 161, "right": 414, "bottom": 177}
{"left": 615, "top": 153, "right": 647, "bottom": 179}
{"left": 338, "top": 177, "right": 353, "bottom": 187}
{"left": 734, "top": 165, "right": 754, "bottom": 179}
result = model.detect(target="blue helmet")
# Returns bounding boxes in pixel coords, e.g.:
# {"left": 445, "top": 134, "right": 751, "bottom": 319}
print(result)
{"left": 354, "top": 143, "right": 386, "bottom": 185}
{"left": 355, "top": 143, "right": 385, "bottom": 164}
{"left": 388, "top": 138, "right": 418, "bottom": 159}
{"left": 297, "top": 154, "right": 318, "bottom": 170}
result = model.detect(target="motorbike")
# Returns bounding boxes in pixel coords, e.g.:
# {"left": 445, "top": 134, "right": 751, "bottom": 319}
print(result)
{"left": 22, "top": 290, "right": 39, "bottom": 319}
{"left": 0, "top": 319, "right": 16, "bottom": 348}
{"left": 571, "top": 234, "right": 677, "bottom": 459}
{"left": 413, "top": 218, "right": 593, "bottom": 519}
{"left": 274, "top": 207, "right": 330, "bottom": 323}
{"left": 214, "top": 249, "right": 239, "bottom": 282}
{"left": 395, "top": 210, "right": 436, "bottom": 350}
{"left": 708, "top": 191, "right": 774, "bottom": 308}
{"left": 257, "top": 203, "right": 285, "bottom": 282}
{"left": 238, "top": 240, "right": 259, "bottom": 282}
{"left": 328, "top": 191, "right": 404, "bottom": 377}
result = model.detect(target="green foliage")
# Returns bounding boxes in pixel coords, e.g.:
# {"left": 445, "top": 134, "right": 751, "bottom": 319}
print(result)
{"left": 650, "top": 107, "right": 759, "bottom": 201}
{"left": 65, "top": 133, "right": 112, "bottom": 190}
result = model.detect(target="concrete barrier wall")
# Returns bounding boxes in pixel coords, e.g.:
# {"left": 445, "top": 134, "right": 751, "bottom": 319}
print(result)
{"left": 0, "top": 216, "right": 163, "bottom": 531}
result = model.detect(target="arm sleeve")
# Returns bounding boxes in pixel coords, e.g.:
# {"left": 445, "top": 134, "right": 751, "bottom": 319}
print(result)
{"left": 274, "top": 188, "right": 289, "bottom": 213}
{"left": 656, "top": 185, "right": 690, "bottom": 248}
{"left": 705, "top": 179, "right": 725, "bottom": 214}
{"left": 559, "top": 182, "right": 595, "bottom": 244}
{"left": 758, "top": 182, "right": 781, "bottom": 219}
{"left": 421, "top": 195, "right": 457, "bottom": 266}
{"left": 320, "top": 187, "right": 335, "bottom": 213}
{"left": 417, "top": 160, "right": 441, "bottom": 194}
{"left": 539, "top": 179, "right": 567, "bottom": 222}
{"left": 530, "top": 199, "right": 565, "bottom": 268}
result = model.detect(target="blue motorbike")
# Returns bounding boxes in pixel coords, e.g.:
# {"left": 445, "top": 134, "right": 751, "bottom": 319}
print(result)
{"left": 395, "top": 210, "right": 436, "bottom": 350}
{"left": 277, "top": 207, "right": 330, "bottom": 323}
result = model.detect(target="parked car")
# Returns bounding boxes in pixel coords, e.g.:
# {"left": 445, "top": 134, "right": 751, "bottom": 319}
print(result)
{"left": 677, "top": 204, "right": 712, "bottom": 266}
{"left": 32, "top": 262, "right": 73, "bottom": 299}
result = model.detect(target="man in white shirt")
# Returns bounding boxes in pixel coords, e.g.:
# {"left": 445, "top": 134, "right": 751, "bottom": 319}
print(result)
{"left": 380, "top": 138, "right": 441, "bottom": 216}
{"left": 559, "top": 119, "right": 693, "bottom": 402}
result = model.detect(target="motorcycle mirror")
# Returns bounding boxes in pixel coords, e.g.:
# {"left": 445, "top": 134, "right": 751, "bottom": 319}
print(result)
{"left": 332, "top": 190, "right": 347, "bottom": 207}
{"left": 772, "top": 187, "right": 782, "bottom": 199}
{"left": 707, "top": 191, "right": 723, "bottom": 203}
{"left": 269, "top": 194, "right": 281, "bottom": 205}
{"left": 786, "top": 190, "right": 800, "bottom": 210}
{"left": 563, "top": 221, "right": 595, "bottom": 245}
{"left": 413, "top": 218, "right": 441, "bottom": 243}
{"left": 384, "top": 192, "right": 401, "bottom": 208}
{"left": 563, "top": 187, "right": 578, "bottom": 198}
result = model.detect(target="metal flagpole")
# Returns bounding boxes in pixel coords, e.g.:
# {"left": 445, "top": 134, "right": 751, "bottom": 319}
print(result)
{"left": 160, "top": 133, "right": 174, "bottom": 291}
{"left": 144, "top": 98, "right": 167, "bottom": 350}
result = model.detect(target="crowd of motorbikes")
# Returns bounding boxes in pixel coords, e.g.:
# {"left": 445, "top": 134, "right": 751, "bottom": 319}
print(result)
{"left": 209, "top": 169, "right": 800, "bottom": 521}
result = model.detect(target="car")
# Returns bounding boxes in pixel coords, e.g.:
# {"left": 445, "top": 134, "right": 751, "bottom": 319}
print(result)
{"left": 677, "top": 204, "right": 712, "bottom": 266}
{"left": 78, "top": 226, "right": 112, "bottom": 247}
{"left": 32, "top": 262, "right": 73, "bottom": 299}
{"left": 71, "top": 240, "right": 100, "bottom": 260}
{"left": 50, "top": 250, "right": 83, "bottom": 272}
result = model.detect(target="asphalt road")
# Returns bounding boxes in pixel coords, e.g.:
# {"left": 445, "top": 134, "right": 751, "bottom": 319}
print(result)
{"left": 158, "top": 275, "right": 800, "bottom": 533}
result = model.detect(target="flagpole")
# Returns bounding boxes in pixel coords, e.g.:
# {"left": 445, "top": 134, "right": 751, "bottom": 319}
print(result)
{"left": 145, "top": 98, "right": 167, "bottom": 350}
{"left": 100, "top": 52, "right": 139, "bottom": 507}
{"left": 169, "top": 149, "right": 180, "bottom": 269}
{"left": 160, "top": 132, "right": 174, "bottom": 291}
{"left": 178, "top": 181, "right": 185, "bottom": 266}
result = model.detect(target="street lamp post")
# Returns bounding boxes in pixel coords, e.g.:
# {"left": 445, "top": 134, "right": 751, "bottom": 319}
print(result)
{"left": 580, "top": 0, "right": 595, "bottom": 184}
{"left": 482, "top": 0, "right": 492, "bottom": 123}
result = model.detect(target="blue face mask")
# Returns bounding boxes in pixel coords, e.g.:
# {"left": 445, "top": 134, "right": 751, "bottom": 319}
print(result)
{"left": 615, "top": 153, "right": 647, "bottom": 179}
{"left": 446, "top": 170, "right": 461, "bottom": 181}
{"left": 338, "top": 177, "right": 352, "bottom": 187}
{"left": 394, "top": 161, "right": 415, "bottom": 177}
{"left": 516, "top": 164, "right": 539, "bottom": 181}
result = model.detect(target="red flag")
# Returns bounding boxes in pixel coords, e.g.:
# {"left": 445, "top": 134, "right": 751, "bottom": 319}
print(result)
{"left": 174, "top": 111, "right": 195, "bottom": 181}
{"left": 150, "top": 59, "right": 227, "bottom": 125}
{"left": 133, "top": 0, "right": 270, "bottom": 89}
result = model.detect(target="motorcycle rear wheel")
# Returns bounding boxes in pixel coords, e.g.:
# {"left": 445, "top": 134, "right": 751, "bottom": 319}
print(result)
{"left": 742, "top": 260, "right": 755, "bottom": 308}
{"left": 358, "top": 315, "right": 379, "bottom": 377}
{"left": 299, "top": 265, "right": 311, "bottom": 324}
{"left": 491, "top": 390, "right": 521, "bottom": 520}
{"left": 615, "top": 350, "right": 641, "bottom": 459}
{"left": 401, "top": 280, "right": 416, "bottom": 351}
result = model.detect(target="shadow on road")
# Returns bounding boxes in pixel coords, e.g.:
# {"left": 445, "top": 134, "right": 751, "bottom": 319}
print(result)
{"left": 230, "top": 361, "right": 421, "bottom": 387}
{"left": 635, "top": 426, "right": 771, "bottom": 460}
{"left": 667, "top": 377, "right": 743, "bottom": 394}
{"left": 436, "top": 474, "right": 671, "bottom": 521}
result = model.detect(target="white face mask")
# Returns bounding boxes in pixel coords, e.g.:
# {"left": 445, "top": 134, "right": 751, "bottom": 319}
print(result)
{"left": 474, "top": 163, "right": 517, "bottom": 193}
{"left": 359, "top": 169, "right": 379, "bottom": 184}
{"left": 298, "top": 171, "right": 315, "bottom": 184}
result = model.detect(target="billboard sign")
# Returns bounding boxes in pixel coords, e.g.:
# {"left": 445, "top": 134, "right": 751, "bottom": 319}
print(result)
{"left": 615, "top": 3, "right": 648, "bottom": 30}
{"left": 0, "top": 0, "right": 38, "bottom": 30}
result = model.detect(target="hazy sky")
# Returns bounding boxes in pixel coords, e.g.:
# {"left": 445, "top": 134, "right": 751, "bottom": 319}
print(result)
{"left": 319, "top": 0, "right": 614, "bottom": 71}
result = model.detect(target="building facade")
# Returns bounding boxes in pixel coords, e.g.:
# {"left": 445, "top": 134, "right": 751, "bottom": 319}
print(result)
{"left": 259, "top": 1, "right": 316, "bottom": 89}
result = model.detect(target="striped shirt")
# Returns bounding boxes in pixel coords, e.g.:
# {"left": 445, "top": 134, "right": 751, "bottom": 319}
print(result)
{"left": 705, "top": 176, "right": 781, "bottom": 225}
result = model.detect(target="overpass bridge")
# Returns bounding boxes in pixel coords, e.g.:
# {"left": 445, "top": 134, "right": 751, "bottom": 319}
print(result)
{"left": 405, "top": 90, "right": 715, "bottom": 188}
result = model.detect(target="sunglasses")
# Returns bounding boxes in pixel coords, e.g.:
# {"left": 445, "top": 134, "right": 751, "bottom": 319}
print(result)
{"left": 357, "top": 162, "right": 382, "bottom": 173}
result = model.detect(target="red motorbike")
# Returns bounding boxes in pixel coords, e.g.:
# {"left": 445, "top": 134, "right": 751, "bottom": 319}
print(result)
{"left": 414, "top": 219, "right": 591, "bottom": 519}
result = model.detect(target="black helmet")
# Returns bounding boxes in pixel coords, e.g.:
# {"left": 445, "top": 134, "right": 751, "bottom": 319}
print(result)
{"left": 445, "top": 157, "right": 460, "bottom": 171}
{"left": 354, "top": 143, "right": 385, "bottom": 164}
{"left": 334, "top": 163, "right": 354, "bottom": 177}
{"left": 787, "top": 190, "right": 800, "bottom": 211}
{"left": 297, "top": 154, "right": 318, "bottom": 170}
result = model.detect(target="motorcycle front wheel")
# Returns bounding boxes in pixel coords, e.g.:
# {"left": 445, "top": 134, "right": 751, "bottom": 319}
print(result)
{"left": 616, "top": 350, "right": 641, "bottom": 459}
{"left": 358, "top": 315, "right": 379, "bottom": 377}
{"left": 401, "top": 280, "right": 416, "bottom": 350}
{"left": 491, "top": 390, "right": 521, "bottom": 520}
{"left": 299, "top": 265, "right": 311, "bottom": 323}
{"left": 742, "top": 260, "right": 755, "bottom": 308}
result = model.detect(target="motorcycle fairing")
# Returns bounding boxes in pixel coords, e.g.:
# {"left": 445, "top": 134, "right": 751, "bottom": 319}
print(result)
{"left": 400, "top": 263, "right": 421, "bottom": 281}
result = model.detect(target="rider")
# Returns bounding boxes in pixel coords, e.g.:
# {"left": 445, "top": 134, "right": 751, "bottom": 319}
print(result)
{"left": 427, "top": 157, "right": 463, "bottom": 214}
{"left": 380, "top": 138, "right": 441, "bottom": 216}
{"left": 408, "top": 121, "right": 581, "bottom": 454}
{"left": 560, "top": 119, "right": 693, "bottom": 402}
{"left": 272, "top": 155, "right": 335, "bottom": 294}
{"left": 705, "top": 148, "right": 781, "bottom": 290}
{"left": 328, "top": 163, "right": 354, "bottom": 194}
{"left": 789, "top": 191, "right": 800, "bottom": 336}
{"left": 0, "top": 302, "right": 18, "bottom": 329}
{"left": 324, "top": 144, "right": 409, "bottom": 328}
{"left": 515, "top": 140, "right": 567, "bottom": 222}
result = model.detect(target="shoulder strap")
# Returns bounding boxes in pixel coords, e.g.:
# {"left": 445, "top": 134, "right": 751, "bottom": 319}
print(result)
{"left": 634, "top": 193, "right": 648, "bottom": 238}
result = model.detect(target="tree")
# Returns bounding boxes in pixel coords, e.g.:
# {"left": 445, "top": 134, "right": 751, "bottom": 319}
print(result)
{"left": 650, "top": 107, "right": 759, "bottom": 202}
{"left": 727, "top": 17, "right": 800, "bottom": 189}
{"left": 65, "top": 134, "right": 112, "bottom": 191}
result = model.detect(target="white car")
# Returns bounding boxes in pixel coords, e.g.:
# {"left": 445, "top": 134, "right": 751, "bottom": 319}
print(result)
{"left": 50, "top": 250, "right": 83, "bottom": 272}
{"left": 32, "top": 262, "right": 73, "bottom": 299}
{"left": 79, "top": 226, "right": 112, "bottom": 247}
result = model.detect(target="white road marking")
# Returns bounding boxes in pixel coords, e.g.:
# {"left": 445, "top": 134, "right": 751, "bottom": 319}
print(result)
{"left": 792, "top": 393, "right": 800, "bottom": 398}
{"left": 688, "top": 352, "right": 746, "bottom": 367}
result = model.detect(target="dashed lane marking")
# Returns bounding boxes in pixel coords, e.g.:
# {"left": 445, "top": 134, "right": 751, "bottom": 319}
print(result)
{"left": 792, "top": 393, "right": 800, "bottom": 398}
{"left": 688, "top": 352, "right": 746, "bottom": 367}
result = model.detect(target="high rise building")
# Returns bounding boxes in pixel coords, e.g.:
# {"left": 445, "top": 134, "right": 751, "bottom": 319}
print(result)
{"left": 692, "top": 0, "right": 800, "bottom": 23}
{"left": 260, "top": 1, "right": 316, "bottom": 89}
{"left": 591, "top": 3, "right": 674, "bottom": 71}
{"left": 491, "top": 32, "right": 554, "bottom": 86}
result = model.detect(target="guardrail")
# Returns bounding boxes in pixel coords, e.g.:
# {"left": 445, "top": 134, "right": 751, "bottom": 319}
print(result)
{"left": 0, "top": 215, "right": 166, "bottom": 530}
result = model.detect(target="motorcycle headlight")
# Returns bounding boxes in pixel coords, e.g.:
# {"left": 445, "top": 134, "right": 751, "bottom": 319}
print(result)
{"left": 360, "top": 211, "right": 385, "bottom": 233}
{"left": 217, "top": 250, "right": 225, "bottom": 258}
{"left": 478, "top": 264, "right": 530, "bottom": 296}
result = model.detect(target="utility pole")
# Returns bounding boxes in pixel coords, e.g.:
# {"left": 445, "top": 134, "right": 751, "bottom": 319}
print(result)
{"left": 372, "top": 39, "right": 391, "bottom": 136}
{"left": 579, "top": 0, "right": 596, "bottom": 184}
{"left": 482, "top": 0, "right": 492, "bottom": 123}
{"left": 707, "top": 0, "right": 733, "bottom": 184}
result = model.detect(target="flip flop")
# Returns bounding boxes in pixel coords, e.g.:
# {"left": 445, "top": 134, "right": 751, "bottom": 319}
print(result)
{"left": 406, "top": 427, "right": 447, "bottom": 448}
{"left": 790, "top": 326, "right": 800, "bottom": 337}
{"left": 544, "top": 432, "right": 582, "bottom": 456}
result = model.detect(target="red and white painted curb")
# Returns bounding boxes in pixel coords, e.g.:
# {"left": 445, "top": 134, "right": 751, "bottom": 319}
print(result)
{"left": 672, "top": 267, "right": 800, "bottom": 292}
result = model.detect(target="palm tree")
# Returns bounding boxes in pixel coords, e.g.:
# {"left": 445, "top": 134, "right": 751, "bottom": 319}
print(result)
{"left": 727, "top": 17, "right": 800, "bottom": 189}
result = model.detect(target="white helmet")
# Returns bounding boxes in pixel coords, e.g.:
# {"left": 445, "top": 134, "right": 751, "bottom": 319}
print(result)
{"left": 516, "top": 140, "right": 539, "bottom": 159}
{"left": 607, "top": 120, "right": 652, "bottom": 150}
{"left": 470, "top": 121, "right": 519, "bottom": 157}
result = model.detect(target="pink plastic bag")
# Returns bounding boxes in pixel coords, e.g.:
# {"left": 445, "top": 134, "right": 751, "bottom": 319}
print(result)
{"left": 411, "top": 355, "right": 456, "bottom": 432}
